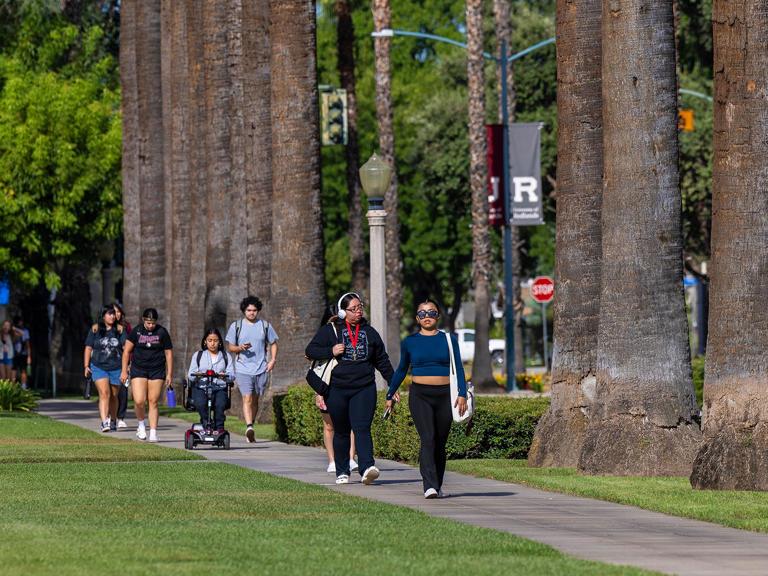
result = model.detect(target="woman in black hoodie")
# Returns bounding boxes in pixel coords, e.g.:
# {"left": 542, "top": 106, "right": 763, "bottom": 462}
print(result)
{"left": 306, "top": 292, "right": 393, "bottom": 485}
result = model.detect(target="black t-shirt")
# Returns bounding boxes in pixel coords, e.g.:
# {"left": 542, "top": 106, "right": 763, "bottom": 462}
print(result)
{"left": 85, "top": 327, "right": 127, "bottom": 371}
{"left": 127, "top": 324, "right": 173, "bottom": 371}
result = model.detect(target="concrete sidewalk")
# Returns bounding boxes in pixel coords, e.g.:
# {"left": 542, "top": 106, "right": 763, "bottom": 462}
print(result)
{"left": 38, "top": 399, "right": 768, "bottom": 576}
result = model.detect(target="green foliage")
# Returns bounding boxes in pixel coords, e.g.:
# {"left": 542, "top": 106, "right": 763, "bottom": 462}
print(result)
{"left": 0, "top": 380, "right": 38, "bottom": 412}
{"left": 317, "top": 1, "right": 558, "bottom": 312}
{"left": 691, "top": 355, "right": 705, "bottom": 407}
{"left": 0, "top": 3, "right": 121, "bottom": 289}
{"left": 273, "top": 385, "right": 550, "bottom": 461}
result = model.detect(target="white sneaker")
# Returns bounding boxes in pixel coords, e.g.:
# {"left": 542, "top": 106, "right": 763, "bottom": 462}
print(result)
{"left": 117, "top": 419, "right": 127, "bottom": 429}
{"left": 335, "top": 474, "right": 349, "bottom": 485}
{"left": 326, "top": 462, "right": 336, "bottom": 473}
{"left": 136, "top": 425, "right": 147, "bottom": 440}
{"left": 361, "top": 466, "right": 380, "bottom": 485}
{"left": 424, "top": 488, "right": 438, "bottom": 499}
{"left": 148, "top": 429, "right": 158, "bottom": 443}
{"left": 349, "top": 459, "right": 359, "bottom": 472}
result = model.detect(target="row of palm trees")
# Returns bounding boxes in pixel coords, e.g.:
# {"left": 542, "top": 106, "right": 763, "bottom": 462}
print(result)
{"left": 529, "top": 0, "right": 768, "bottom": 490}
{"left": 120, "top": 0, "right": 325, "bottom": 408}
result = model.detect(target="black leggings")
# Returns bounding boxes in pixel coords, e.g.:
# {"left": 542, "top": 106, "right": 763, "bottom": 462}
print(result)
{"left": 117, "top": 383, "right": 128, "bottom": 419}
{"left": 326, "top": 384, "right": 377, "bottom": 477}
{"left": 409, "top": 384, "right": 452, "bottom": 492}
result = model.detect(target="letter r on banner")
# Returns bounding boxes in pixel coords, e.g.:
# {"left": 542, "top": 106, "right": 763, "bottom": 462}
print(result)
{"left": 512, "top": 177, "right": 539, "bottom": 203}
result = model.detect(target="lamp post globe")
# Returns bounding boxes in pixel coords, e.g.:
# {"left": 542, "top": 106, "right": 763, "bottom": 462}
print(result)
{"left": 359, "top": 152, "right": 392, "bottom": 197}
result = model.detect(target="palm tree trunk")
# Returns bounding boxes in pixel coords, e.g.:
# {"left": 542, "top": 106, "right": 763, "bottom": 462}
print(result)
{"left": 336, "top": 0, "right": 366, "bottom": 295}
{"left": 241, "top": 0, "right": 273, "bottom": 307}
{"left": 372, "top": 0, "right": 402, "bottom": 363}
{"left": 466, "top": 0, "right": 494, "bottom": 391}
{"left": 579, "top": 0, "right": 700, "bottom": 476}
{"left": 120, "top": 0, "right": 165, "bottom": 320}
{"left": 528, "top": 0, "right": 602, "bottom": 468}
{"left": 269, "top": 0, "right": 325, "bottom": 390}
{"left": 690, "top": 0, "right": 768, "bottom": 490}
{"left": 160, "top": 0, "right": 193, "bottom": 379}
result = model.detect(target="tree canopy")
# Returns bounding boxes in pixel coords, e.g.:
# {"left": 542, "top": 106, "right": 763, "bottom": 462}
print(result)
{"left": 0, "top": 2, "right": 121, "bottom": 289}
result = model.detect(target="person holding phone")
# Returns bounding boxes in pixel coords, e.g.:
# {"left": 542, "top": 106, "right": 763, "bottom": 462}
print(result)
{"left": 386, "top": 299, "right": 467, "bottom": 499}
{"left": 226, "top": 296, "right": 278, "bottom": 442}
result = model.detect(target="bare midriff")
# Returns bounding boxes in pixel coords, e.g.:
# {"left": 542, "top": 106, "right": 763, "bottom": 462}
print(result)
{"left": 412, "top": 376, "right": 450, "bottom": 385}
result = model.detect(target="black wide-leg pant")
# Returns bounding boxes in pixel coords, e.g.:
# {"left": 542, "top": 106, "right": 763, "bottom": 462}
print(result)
{"left": 409, "top": 383, "right": 452, "bottom": 492}
{"left": 326, "top": 383, "right": 377, "bottom": 478}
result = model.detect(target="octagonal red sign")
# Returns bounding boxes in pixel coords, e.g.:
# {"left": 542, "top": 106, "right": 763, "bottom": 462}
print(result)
{"left": 531, "top": 276, "right": 554, "bottom": 304}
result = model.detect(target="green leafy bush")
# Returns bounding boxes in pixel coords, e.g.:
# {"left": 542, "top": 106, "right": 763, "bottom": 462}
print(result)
{"left": 274, "top": 385, "right": 549, "bottom": 462}
{"left": 0, "top": 380, "right": 39, "bottom": 412}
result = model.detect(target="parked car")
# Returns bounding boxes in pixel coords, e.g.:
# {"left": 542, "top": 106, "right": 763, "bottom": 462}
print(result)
{"left": 454, "top": 328, "right": 505, "bottom": 367}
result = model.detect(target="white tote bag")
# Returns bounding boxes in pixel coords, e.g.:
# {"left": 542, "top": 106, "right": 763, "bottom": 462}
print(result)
{"left": 311, "top": 324, "right": 339, "bottom": 385}
{"left": 446, "top": 331, "right": 474, "bottom": 423}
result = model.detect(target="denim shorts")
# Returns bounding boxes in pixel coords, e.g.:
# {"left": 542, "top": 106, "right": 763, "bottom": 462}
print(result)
{"left": 91, "top": 365, "right": 122, "bottom": 386}
{"left": 235, "top": 372, "right": 269, "bottom": 396}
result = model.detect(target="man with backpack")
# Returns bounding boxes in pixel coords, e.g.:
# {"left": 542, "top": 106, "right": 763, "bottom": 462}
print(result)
{"left": 226, "top": 296, "right": 278, "bottom": 442}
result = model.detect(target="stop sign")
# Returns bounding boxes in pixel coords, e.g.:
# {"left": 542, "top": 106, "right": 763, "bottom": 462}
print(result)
{"left": 531, "top": 276, "right": 554, "bottom": 304}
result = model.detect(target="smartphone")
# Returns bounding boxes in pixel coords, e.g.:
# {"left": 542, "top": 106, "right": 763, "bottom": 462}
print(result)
{"left": 382, "top": 406, "right": 392, "bottom": 420}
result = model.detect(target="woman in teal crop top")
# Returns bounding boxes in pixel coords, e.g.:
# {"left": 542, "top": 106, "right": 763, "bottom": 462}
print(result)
{"left": 386, "top": 299, "right": 467, "bottom": 499}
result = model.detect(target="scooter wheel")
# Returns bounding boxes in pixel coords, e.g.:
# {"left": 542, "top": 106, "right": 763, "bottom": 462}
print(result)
{"left": 223, "top": 434, "right": 230, "bottom": 450}
{"left": 184, "top": 430, "right": 194, "bottom": 450}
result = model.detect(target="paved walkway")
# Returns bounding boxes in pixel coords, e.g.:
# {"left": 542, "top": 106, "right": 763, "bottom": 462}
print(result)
{"left": 39, "top": 399, "right": 768, "bottom": 576}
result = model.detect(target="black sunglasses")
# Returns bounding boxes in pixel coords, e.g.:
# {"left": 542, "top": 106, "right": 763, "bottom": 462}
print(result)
{"left": 416, "top": 310, "right": 439, "bottom": 320}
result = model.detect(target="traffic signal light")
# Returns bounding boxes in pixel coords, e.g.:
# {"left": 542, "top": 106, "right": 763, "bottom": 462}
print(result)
{"left": 678, "top": 109, "right": 694, "bottom": 132}
{"left": 321, "top": 89, "right": 348, "bottom": 146}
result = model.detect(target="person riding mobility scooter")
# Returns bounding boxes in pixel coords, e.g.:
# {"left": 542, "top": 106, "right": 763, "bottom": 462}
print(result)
{"left": 183, "top": 328, "right": 235, "bottom": 450}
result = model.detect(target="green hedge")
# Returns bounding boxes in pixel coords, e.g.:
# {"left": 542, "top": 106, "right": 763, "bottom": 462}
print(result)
{"left": 0, "top": 380, "right": 38, "bottom": 412}
{"left": 273, "top": 385, "right": 549, "bottom": 462}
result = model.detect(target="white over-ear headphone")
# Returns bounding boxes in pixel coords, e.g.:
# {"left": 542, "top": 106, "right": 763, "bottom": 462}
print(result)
{"left": 337, "top": 292, "right": 362, "bottom": 321}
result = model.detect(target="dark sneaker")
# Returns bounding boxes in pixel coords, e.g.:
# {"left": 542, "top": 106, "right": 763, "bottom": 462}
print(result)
{"left": 101, "top": 420, "right": 110, "bottom": 433}
{"left": 361, "top": 466, "right": 380, "bottom": 485}
{"left": 109, "top": 420, "right": 117, "bottom": 432}
{"left": 246, "top": 426, "right": 255, "bottom": 443}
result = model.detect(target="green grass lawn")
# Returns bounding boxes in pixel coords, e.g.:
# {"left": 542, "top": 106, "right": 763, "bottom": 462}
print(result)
{"left": 447, "top": 459, "right": 768, "bottom": 533}
{"left": 0, "top": 413, "right": 655, "bottom": 576}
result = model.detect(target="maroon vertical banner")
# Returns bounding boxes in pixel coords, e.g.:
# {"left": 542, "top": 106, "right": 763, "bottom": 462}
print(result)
{"left": 486, "top": 124, "right": 505, "bottom": 227}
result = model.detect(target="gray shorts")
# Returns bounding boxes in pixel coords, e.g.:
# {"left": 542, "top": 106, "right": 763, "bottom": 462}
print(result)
{"left": 236, "top": 372, "right": 269, "bottom": 396}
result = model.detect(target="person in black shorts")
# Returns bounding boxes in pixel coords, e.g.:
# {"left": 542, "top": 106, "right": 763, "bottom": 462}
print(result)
{"left": 120, "top": 308, "right": 173, "bottom": 442}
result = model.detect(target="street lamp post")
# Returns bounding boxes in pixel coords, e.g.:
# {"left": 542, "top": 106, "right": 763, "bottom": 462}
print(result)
{"left": 360, "top": 153, "right": 393, "bottom": 389}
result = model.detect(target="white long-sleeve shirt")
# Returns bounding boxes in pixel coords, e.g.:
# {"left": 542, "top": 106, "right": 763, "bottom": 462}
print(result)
{"left": 187, "top": 350, "right": 235, "bottom": 388}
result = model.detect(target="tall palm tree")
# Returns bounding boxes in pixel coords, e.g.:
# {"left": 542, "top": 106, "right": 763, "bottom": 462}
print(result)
{"left": 160, "top": 0, "right": 193, "bottom": 375}
{"left": 336, "top": 0, "right": 366, "bottom": 295}
{"left": 466, "top": 0, "right": 494, "bottom": 390}
{"left": 690, "top": 1, "right": 768, "bottom": 490}
{"left": 240, "top": 0, "right": 273, "bottom": 305}
{"left": 528, "top": 0, "right": 602, "bottom": 468}
{"left": 372, "top": 0, "right": 402, "bottom": 362}
{"left": 120, "top": 0, "right": 165, "bottom": 320}
{"left": 269, "top": 0, "right": 326, "bottom": 390}
{"left": 492, "top": 0, "right": 524, "bottom": 382}
{"left": 579, "top": 0, "right": 700, "bottom": 476}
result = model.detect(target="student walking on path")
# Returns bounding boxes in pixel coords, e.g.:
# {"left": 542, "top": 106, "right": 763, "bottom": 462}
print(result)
{"left": 120, "top": 308, "right": 173, "bottom": 442}
{"left": 84, "top": 305, "right": 127, "bottom": 432}
{"left": 112, "top": 302, "right": 132, "bottom": 428}
{"left": 12, "top": 316, "right": 31, "bottom": 389}
{"left": 305, "top": 292, "right": 394, "bottom": 485}
{"left": 387, "top": 299, "right": 467, "bottom": 498}
{"left": 226, "top": 296, "right": 278, "bottom": 442}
